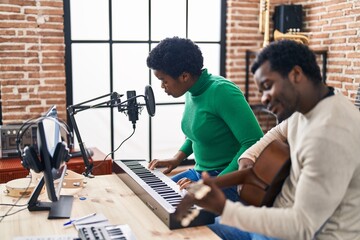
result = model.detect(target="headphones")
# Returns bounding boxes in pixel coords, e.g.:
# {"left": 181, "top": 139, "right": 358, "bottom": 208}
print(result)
{"left": 17, "top": 116, "right": 73, "bottom": 173}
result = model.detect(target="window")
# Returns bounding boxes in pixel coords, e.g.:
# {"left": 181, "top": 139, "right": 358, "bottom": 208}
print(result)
{"left": 64, "top": 0, "right": 226, "bottom": 161}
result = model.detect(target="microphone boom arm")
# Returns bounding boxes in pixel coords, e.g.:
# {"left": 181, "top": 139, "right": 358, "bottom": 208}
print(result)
{"left": 67, "top": 107, "right": 93, "bottom": 177}
{"left": 67, "top": 85, "right": 155, "bottom": 177}
{"left": 69, "top": 92, "right": 124, "bottom": 115}
{"left": 67, "top": 91, "right": 125, "bottom": 177}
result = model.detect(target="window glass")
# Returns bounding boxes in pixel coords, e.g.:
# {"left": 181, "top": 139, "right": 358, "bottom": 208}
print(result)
{"left": 113, "top": 108, "right": 150, "bottom": 160}
{"left": 73, "top": 109, "right": 111, "bottom": 156}
{"left": 112, "top": 0, "right": 149, "bottom": 40}
{"left": 151, "top": 0, "right": 186, "bottom": 40}
{"left": 72, "top": 43, "right": 110, "bottom": 102}
{"left": 70, "top": 0, "right": 109, "bottom": 40}
{"left": 152, "top": 105, "right": 187, "bottom": 159}
{"left": 188, "top": 0, "right": 221, "bottom": 41}
{"left": 198, "top": 43, "right": 220, "bottom": 76}
{"left": 66, "top": 0, "right": 223, "bottom": 159}
{"left": 112, "top": 43, "right": 149, "bottom": 93}
{"left": 71, "top": 43, "right": 111, "bottom": 153}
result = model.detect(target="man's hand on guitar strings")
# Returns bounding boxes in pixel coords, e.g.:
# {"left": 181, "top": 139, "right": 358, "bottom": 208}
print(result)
{"left": 186, "top": 179, "right": 211, "bottom": 199}
{"left": 175, "top": 179, "right": 211, "bottom": 227}
{"left": 175, "top": 172, "right": 227, "bottom": 226}
{"left": 238, "top": 158, "right": 254, "bottom": 170}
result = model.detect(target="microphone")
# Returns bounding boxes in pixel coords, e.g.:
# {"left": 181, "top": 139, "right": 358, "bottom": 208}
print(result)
{"left": 126, "top": 90, "right": 139, "bottom": 126}
{"left": 110, "top": 86, "right": 155, "bottom": 126}
{"left": 144, "top": 85, "right": 155, "bottom": 117}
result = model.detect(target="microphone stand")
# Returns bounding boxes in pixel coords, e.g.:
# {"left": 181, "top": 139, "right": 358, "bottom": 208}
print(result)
{"left": 67, "top": 85, "right": 155, "bottom": 178}
{"left": 67, "top": 92, "right": 125, "bottom": 177}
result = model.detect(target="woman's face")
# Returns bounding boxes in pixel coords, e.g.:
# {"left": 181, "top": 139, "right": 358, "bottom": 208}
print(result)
{"left": 153, "top": 70, "right": 190, "bottom": 98}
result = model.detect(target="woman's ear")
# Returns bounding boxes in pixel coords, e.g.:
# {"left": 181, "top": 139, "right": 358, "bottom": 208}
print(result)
{"left": 180, "top": 72, "right": 191, "bottom": 83}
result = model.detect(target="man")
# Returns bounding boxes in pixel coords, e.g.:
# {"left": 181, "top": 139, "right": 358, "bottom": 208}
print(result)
{"left": 175, "top": 40, "right": 360, "bottom": 239}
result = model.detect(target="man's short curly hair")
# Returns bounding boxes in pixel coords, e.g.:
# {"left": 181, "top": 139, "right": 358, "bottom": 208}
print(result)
{"left": 146, "top": 36, "right": 204, "bottom": 79}
{"left": 251, "top": 40, "right": 322, "bottom": 84}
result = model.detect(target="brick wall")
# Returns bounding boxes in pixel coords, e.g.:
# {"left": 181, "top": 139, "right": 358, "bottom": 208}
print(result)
{"left": 226, "top": 0, "right": 360, "bottom": 107}
{"left": 0, "top": 0, "right": 66, "bottom": 124}
{"left": 1, "top": 0, "right": 359, "bottom": 125}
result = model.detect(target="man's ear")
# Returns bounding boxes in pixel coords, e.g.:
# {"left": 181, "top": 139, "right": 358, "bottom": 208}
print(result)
{"left": 289, "top": 65, "right": 304, "bottom": 84}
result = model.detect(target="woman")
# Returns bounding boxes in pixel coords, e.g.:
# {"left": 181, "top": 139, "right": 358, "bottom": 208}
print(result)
{"left": 147, "top": 36, "right": 263, "bottom": 201}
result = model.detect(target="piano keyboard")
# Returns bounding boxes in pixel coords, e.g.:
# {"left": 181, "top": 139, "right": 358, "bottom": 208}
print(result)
{"left": 78, "top": 224, "right": 136, "bottom": 240}
{"left": 114, "top": 159, "right": 215, "bottom": 229}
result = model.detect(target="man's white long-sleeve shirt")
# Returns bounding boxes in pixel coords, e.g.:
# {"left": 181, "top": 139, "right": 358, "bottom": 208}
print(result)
{"left": 221, "top": 92, "right": 360, "bottom": 240}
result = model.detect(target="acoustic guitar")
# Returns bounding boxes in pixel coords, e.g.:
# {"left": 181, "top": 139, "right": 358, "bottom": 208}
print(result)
{"left": 175, "top": 140, "right": 291, "bottom": 226}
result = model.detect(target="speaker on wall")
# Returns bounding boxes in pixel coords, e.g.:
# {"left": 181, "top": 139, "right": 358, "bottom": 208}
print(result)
{"left": 273, "top": 4, "right": 303, "bottom": 33}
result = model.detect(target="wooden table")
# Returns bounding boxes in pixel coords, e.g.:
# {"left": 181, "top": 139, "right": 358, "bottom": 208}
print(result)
{"left": 0, "top": 174, "right": 220, "bottom": 240}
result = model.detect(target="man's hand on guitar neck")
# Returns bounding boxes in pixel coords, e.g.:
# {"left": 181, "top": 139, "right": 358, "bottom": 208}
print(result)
{"left": 175, "top": 159, "right": 272, "bottom": 226}
{"left": 175, "top": 172, "right": 227, "bottom": 222}
{"left": 196, "top": 173, "right": 227, "bottom": 216}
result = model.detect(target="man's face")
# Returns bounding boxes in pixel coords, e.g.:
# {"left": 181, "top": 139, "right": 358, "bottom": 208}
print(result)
{"left": 253, "top": 61, "right": 299, "bottom": 122}
{"left": 153, "top": 70, "right": 188, "bottom": 98}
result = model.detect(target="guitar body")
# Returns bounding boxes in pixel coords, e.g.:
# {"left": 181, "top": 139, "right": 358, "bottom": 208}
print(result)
{"left": 240, "top": 140, "right": 291, "bottom": 207}
{"left": 175, "top": 140, "right": 291, "bottom": 226}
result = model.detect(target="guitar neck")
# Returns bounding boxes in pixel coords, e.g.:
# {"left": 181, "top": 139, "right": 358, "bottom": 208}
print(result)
{"left": 214, "top": 168, "right": 267, "bottom": 191}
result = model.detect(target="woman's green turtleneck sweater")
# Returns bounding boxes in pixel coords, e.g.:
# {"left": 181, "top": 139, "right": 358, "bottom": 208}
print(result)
{"left": 180, "top": 69, "right": 263, "bottom": 176}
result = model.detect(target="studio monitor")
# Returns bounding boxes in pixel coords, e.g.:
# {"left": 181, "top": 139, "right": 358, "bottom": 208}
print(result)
{"left": 273, "top": 4, "right": 303, "bottom": 33}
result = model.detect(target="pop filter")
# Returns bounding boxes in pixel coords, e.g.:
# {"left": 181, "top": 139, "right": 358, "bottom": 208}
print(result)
{"left": 145, "top": 85, "right": 156, "bottom": 117}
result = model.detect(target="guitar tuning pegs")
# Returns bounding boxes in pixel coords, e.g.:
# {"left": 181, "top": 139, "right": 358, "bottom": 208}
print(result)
{"left": 188, "top": 180, "right": 211, "bottom": 200}
{"left": 181, "top": 209, "right": 200, "bottom": 227}
{"left": 194, "top": 184, "right": 211, "bottom": 199}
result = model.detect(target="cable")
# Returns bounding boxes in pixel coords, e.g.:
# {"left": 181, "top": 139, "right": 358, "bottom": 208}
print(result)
{"left": 92, "top": 126, "right": 136, "bottom": 173}
{"left": 0, "top": 203, "right": 28, "bottom": 207}
{"left": 0, "top": 175, "right": 33, "bottom": 223}
{"left": 0, "top": 207, "right": 28, "bottom": 219}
